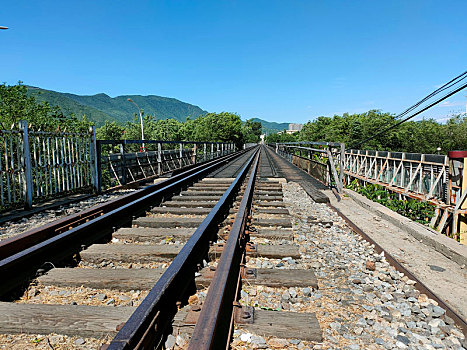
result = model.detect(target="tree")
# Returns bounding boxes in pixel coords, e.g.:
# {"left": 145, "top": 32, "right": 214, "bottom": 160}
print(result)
{"left": 266, "top": 131, "right": 298, "bottom": 143}
{"left": 191, "top": 112, "right": 244, "bottom": 147}
{"left": 242, "top": 119, "right": 262, "bottom": 143}
{"left": 443, "top": 114, "right": 467, "bottom": 152}
{"left": 96, "top": 120, "right": 125, "bottom": 140}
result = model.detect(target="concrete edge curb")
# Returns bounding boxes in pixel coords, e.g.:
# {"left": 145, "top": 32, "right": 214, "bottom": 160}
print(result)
{"left": 344, "top": 189, "right": 467, "bottom": 267}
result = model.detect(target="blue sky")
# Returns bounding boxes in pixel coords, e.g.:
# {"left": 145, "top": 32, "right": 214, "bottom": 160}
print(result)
{"left": 1, "top": 0, "right": 466, "bottom": 123}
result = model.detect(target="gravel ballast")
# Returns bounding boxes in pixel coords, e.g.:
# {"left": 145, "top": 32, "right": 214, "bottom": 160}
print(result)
{"left": 232, "top": 181, "right": 466, "bottom": 350}
{"left": 0, "top": 190, "right": 136, "bottom": 242}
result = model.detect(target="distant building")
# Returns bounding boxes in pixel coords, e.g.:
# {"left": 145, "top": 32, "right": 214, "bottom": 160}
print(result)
{"left": 285, "top": 123, "right": 303, "bottom": 134}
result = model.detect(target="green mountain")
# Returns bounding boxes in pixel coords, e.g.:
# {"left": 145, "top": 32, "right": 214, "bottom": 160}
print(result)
{"left": 250, "top": 118, "right": 290, "bottom": 135}
{"left": 27, "top": 87, "right": 208, "bottom": 127}
{"left": 26, "top": 86, "right": 290, "bottom": 133}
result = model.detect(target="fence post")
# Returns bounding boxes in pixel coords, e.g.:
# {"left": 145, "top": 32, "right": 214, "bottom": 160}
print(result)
{"left": 19, "top": 121, "right": 33, "bottom": 209}
{"left": 460, "top": 155, "right": 467, "bottom": 244}
{"left": 211, "top": 143, "right": 214, "bottom": 160}
{"left": 179, "top": 143, "right": 183, "bottom": 167}
{"left": 157, "top": 142, "right": 162, "bottom": 175}
{"left": 120, "top": 142, "right": 126, "bottom": 185}
{"left": 89, "top": 126, "right": 99, "bottom": 193}
{"left": 96, "top": 141, "right": 102, "bottom": 193}
{"left": 193, "top": 143, "right": 197, "bottom": 164}
{"left": 340, "top": 143, "right": 345, "bottom": 187}
{"left": 203, "top": 143, "right": 207, "bottom": 162}
{"left": 221, "top": 143, "right": 224, "bottom": 156}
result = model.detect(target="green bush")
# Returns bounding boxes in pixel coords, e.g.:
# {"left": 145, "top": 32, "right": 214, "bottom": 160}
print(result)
{"left": 346, "top": 180, "right": 434, "bottom": 224}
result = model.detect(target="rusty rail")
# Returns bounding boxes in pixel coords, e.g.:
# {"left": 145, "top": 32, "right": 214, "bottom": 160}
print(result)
{"left": 106, "top": 147, "right": 260, "bottom": 350}
{"left": 0, "top": 148, "right": 252, "bottom": 297}
{"left": 187, "top": 150, "right": 260, "bottom": 349}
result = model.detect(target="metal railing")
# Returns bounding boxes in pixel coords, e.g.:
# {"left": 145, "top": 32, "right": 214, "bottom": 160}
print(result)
{"left": 271, "top": 141, "right": 466, "bottom": 241}
{"left": 0, "top": 121, "right": 97, "bottom": 211}
{"left": 97, "top": 140, "right": 235, "bottom": 192}
{"left": 270, "top": 141, "right": 345, "bottom": 193}
{"left": 344, "top": 149, "right": 448, "bottom": 203}
{"left": 344, "top": 149, "right": 467, "bottom": 243}
{"left": 0, "top": 120, "right": 236, "bottom": 211}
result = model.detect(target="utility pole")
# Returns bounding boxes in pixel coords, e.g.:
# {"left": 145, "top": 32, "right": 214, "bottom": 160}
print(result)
{"left": 127, "top": 98, "right": 145, "bottom": 151}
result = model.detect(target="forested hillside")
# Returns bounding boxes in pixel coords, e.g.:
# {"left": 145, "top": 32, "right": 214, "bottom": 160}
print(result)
{"left": 27, "top": 86, "right": 208, "bottom": 126}
{"left": 250, "top": 118, "right": 289, "bottom": 135}
{"left": 0, "top": 83, "right": 262, "bottom": 147}
{"left": 26, "top": 86, "right": 289, "bottom": 133}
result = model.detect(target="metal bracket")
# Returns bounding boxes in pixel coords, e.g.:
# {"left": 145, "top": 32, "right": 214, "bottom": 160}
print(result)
{"left": 240, "top": 266, "right": 257, "bottom": 279}
{"left": 233, "top": 303, "right": 255, "bottom": 324}
{"left": 245, "top": 242, "right": 257, "bottom": 252}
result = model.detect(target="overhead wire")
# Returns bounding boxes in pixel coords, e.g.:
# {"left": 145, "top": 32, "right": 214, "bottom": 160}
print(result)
{"left": 392, "top": 70, "right": 467, "bottom": 121}
{"left": 350, "top": 78, "right": 467, "bottom": 149}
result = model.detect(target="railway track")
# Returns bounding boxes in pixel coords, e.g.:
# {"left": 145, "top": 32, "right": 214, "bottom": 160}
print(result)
{"left": 0, "top": 145, "right": 465, "bottom": 349}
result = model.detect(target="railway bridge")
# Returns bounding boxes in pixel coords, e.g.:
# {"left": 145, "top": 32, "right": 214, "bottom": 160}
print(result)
{"left": 0, "top": 144, "right": 466, "bottom": 350}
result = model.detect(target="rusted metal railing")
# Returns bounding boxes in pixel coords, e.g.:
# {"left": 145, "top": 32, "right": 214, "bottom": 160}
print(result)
{"left": 344, "top": 149, "right": 467, "bottom": 241}
{"left": 270, "top": 141, "right": 467, "bottom": 242}
{"left": 344, "top": 149, "right": 448, "bottom": 203}
{"left": 270, "top": 141, "right": 345, "bottom": 193}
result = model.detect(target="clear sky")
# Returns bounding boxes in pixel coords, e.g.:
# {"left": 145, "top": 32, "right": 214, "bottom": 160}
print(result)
{"left": 1, "top": 0, "right": 466, "bottom": 123}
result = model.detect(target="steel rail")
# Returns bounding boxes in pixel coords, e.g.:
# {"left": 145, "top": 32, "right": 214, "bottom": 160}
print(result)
{"left": 327, "top": 203, "right": 467, "bottom": 336}
{"left": 106, "top": 147, "right": 260, "bottom": 350}
{"left": 187, "top": 151, "right": 260, "bottom": 349}
{"left": 0, "top": 148, "right": 254, "bottom": 297}
{"left": 0, "top": 149, "right": 249, "bottom": 261}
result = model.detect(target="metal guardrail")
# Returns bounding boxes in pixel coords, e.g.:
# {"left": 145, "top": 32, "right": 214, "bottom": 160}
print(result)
{"left": 343, "top": 149, "right": 467, "bottom": 240}
{"left": 97, "top": 140, "right": 234, "bottom": 192}
{"left": 344, "top": 149, "right": 448, "bottom": 203}
{"left": 268, "top": 141, "right": 345, "bottom": 193}
{"left": 0, "top": 121, "right": 235, "bottom": 210}
{"left": 270, "top": 141, "right": 466, "bottom": 242}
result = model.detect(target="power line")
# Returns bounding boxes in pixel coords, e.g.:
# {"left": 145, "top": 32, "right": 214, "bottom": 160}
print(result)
{"left": 392, "top": 70, "right": 467, "bottom": 121}
{"left": 350, "top": 79, "right": 467, "bottom": 149}
{"left": 349, "top": 71, "right": 467, "bottom": 149}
